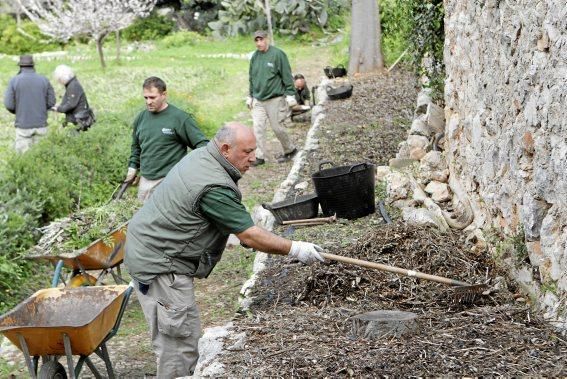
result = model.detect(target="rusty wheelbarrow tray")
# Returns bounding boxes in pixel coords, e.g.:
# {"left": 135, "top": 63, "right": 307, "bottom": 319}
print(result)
{"left": 29, "top": 222, "right": 129, "bottom": 287}
{"left": 0, "top": 284, "right": 132, "bottom": 379}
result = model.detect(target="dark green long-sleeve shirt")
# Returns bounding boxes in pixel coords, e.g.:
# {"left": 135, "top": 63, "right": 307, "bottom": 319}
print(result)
{"left": 249, "top": 45, "right": 295, "bottom": 101}
{"left": 128, "top": 104, "right": 208, "bottom": 180}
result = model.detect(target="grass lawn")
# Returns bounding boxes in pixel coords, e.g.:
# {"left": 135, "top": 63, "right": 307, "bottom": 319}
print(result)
{"left": 0, "top": 32, "right": 337, "bottom": 377}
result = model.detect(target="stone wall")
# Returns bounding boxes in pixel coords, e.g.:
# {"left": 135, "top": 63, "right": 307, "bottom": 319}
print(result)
{"left": 444, "top": 0, "right": 566, "bottom": 324}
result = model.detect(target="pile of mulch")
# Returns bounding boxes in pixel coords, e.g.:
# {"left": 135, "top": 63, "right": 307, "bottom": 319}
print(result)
{"left": 219, "top": 223, "right": 566, "bottom": 376}
{"left": 217, "top": 71, "right": 566, "bottom": 376}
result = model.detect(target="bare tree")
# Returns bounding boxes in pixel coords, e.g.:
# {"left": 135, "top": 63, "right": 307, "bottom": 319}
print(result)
{"left": 349, "top": 0, "right": 384, "bottom": 74}
{"left": 17, "top": 0, "right": 157, "bottom": 68}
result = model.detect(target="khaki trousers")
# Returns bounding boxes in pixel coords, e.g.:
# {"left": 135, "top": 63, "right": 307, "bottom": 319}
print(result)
{"left": 135, "top": 274, "right": 202, "bottom": 379}
{"left": 15, "top": 127, "right": 48, "bottom": 154}
{"left": 138, "top": 176, "right": 164, "bottom": 202}
{"left": 251, "top": 96, "right": 295, "bottom": 160}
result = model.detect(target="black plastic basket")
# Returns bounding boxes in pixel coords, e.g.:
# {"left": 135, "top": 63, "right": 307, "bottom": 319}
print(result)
{"left": 311, "top": 161, "right": 375, "bottom": 219}
{"left": 324, "top": 65, "right": 348, "bottom": 79}
{"left": 326, "top": 84, "right": 353, "bottom": 100}
{"left": 262, "top": 193, "right": 319, "bottom": 224}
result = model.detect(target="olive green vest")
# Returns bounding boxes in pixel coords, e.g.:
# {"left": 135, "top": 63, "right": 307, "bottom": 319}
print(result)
{"left": 124, "top": 141, "right": 242, "bottom": 284}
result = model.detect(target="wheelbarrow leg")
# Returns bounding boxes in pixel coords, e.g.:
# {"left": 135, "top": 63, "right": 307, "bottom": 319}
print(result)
{"left": 81, "top": 356, "right": 104, "bottom": 379}
{"left": 110, "top": 267, "right": 126, "bottom": 284}
{"left": 51, "top": 260, "right": 67, "bottom": 288}
{"left": 95, "top": 269, "right": 109, "bottom": 285}
{"left": 17, "top": 334, "right": 38, "bottom": 379}
{"left": 93, "top": 342, "right": 116, "bottom": 379}
{"left": 63, "top": 333, "right": 76, "bottom": 379}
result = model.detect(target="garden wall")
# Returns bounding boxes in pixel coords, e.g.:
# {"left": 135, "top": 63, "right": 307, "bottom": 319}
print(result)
{"left": 444, "top": 0, "right": 566, "bottom": 325}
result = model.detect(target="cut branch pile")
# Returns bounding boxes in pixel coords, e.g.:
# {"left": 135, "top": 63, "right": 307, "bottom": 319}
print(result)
{"left": 27, "top": 197, "right": 140, "bottom": 258}
{"left": 219, "top": 223, "right": 567, "bottom": 376}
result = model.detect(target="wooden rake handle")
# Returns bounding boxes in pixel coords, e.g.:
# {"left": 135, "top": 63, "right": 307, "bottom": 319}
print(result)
{"left": 320, "top": 252, "right": 471, "bottom": 287}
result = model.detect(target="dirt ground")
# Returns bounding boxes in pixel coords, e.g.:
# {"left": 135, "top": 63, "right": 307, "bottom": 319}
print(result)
{"left": 213, "top": 70, "right": 567, "bottom": 376}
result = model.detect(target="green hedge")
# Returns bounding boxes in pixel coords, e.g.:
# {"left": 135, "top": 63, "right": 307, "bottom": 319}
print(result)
{"left": 122, "top": 12, "right": 176, "bottom": 41}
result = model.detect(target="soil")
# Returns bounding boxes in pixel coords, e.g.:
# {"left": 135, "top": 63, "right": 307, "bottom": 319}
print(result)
{"left": 212, "top": 70, "right": 567, "bottom": 376}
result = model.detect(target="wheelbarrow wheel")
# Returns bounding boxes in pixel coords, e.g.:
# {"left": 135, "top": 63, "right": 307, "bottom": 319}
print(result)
{"left": 39, "top": 361, "right": 67, "bottom": 379}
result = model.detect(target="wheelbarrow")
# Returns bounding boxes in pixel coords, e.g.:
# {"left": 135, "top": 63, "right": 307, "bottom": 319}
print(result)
{"left": 28, "top": 222, "right": 129, "bottom": 288}
{"left": 0, "top": 284, "right": 133, "bottom": 379}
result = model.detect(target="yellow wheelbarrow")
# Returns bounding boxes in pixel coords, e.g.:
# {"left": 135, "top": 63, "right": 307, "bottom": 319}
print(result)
{"left": 0, "top": 284, "right": 132, "bottom": 379}
{"left": 28, "top": 222, "right": 129, "bottom": 288}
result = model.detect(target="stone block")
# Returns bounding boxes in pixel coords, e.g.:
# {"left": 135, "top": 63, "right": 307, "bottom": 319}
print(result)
{"left": 376, "top": 165, "right": 391, "bottom": 182}
{"left": 409, "top": 117, "right": 431, "bottom": 137}
{"left": 424, "top": 181, "right": 451, "bottom": 203}
{"left": 426, "top": 103, "right": 445, "bottom": 134}
{"left": 386, "top": 172, "right": 411, "bottom": 201}
{"left": 409, "top": 147, "right": 427, "bottom": 160}
{"left": 407, "top": 134, "right": 430, "bottom": 150}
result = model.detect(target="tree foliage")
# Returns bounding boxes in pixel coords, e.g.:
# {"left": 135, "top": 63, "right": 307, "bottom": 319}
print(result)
{"left": 380, "top": 0, "right": 445, "bottom": 101}
{"left": 208, "top": 0, "right": 337, "bottom": 37}
{"left": 17, "top": 0, "right": 157, "bottom": 67}
{"left": 0, "top": 14, "right": 61, "bottom": 55}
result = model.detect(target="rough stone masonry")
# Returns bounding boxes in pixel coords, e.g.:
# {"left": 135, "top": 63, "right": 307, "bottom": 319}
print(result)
{"left": 444, "top": 0, "right": 566, "bottom": 325}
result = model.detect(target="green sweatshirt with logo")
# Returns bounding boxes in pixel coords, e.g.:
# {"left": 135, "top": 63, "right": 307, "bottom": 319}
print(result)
{"left": 249, "top": 45, "right": 295, "bottom": 101}
{"left": 128, "top": 104, "right": 208, "bottom": 180}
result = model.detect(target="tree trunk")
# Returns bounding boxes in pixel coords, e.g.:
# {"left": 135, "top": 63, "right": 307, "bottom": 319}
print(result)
{"left": 265, "top": 0, "right": 274, "bottom": 44}
{"left": 349, "top": 0, "right": 384, "bottom": 74}
{"left": 115, "top": 30, "right": 121, "bottom": 62}
{"left": 96, "top": 35, "right": 107, "bottom": 69}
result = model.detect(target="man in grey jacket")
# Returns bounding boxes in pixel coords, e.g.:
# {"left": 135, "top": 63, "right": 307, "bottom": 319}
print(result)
{"left": 124, "top": 122, "right": 324, "bottom": 378}
{"left": 4, "top": 55, "right": 56, "bottom": 153}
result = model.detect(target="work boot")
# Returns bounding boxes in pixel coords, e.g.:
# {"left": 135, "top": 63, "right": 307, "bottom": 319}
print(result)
{"left": 276, "top": 148, "right": 298, "bottom": 163}
{"left": 251, "top": 158, "right": 265, "bottom": 167}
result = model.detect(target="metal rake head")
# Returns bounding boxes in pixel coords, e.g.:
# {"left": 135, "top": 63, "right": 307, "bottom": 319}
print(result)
{"left": 452, "top": 283, "right": 489, "bottom": 305}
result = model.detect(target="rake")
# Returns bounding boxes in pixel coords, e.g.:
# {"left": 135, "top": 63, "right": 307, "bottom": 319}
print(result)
{"left": 320, "top": 252, "right": 488, "bottom": 304}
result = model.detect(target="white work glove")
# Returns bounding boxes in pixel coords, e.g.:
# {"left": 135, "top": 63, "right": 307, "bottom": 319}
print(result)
{"left": 125, "top": 167, "right": 137, "bottom": 183}
{"left": 285, "top": 95, "right": 298, "bottom": 108}
{"left": 288, "top": 241, "right": 325, "bottom": 265}
{"left": 246, "top": 96, "right": 253, "bottom": 110}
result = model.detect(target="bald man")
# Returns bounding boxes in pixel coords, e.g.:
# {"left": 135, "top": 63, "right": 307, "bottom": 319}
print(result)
{"left": 124, "top": 122, "right": 324, "bottom": 378}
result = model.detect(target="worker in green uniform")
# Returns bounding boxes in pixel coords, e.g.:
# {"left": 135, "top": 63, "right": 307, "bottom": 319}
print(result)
{"left": 124, "top": 76, "right": 208, "bottom": 201}
{"left": 124, "top": 122, "right": 325, "bottom": 378}
{"left": 246, "top": 30, "right": 297, "bottom": 167}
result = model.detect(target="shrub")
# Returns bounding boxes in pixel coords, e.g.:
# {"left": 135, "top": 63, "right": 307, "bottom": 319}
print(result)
{"left": 122, "top": 12, "right": 176, "bottom": 41}
{"left": 0, "top": 15, "right": 61, "bottom": 55}
{"left": 208, "top": 0, "right": 347, "bottom": 37}
{"left": 161, "top": 31, "right": 206, "bottom": 48}
{"left": 0, "top": 119, "right": 130, "bottom": 312}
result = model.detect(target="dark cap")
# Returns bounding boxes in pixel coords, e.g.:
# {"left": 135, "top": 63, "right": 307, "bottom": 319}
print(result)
{"left": 253, "top": 30, "right": 268, "bottom": 40}
{"left": 18, "top": 55, "right": 34, "bottom": 67}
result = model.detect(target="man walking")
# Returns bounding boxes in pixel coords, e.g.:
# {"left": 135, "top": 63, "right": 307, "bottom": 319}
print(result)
{"left": 247, "top": 30, "right": 297, "bottom": 166}
{"left": 124, "top": 122, "right": 324, "bottom": 378}
{"left": 125, "top": 76, "right": 209, "bottom": 201}
{"left": 4, "top": 55, "right": 56, "bottom": 153}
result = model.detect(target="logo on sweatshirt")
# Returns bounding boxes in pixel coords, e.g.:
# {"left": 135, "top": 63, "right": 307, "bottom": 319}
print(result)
{"left": 267, "top": 62, "right": 274, "bottom": 68}
{"left": 162, "top": 128, "right": 174, "bottom": 135}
